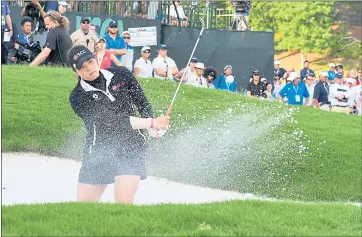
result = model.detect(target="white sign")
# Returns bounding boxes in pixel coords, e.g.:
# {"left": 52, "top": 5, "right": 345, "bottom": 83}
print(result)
{"left": 128, "top": 26, "right": 157, "bottom": 47}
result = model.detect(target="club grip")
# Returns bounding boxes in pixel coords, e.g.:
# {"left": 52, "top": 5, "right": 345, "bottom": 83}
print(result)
{"left": 165, "top": 104, "right": 173, "bottom": 116}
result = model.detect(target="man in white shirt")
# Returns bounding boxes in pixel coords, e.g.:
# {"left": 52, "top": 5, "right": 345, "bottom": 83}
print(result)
{"left": 152, "top": 44, "right": 178, "bottom": 80}
{"left": 329, "top": 72, "right": 351, "bottom": 114}
{"left": 304, "top": 73, "right": 315, "bottom": 107}
{"left": 169, "top": 1, "right": 188, "bottom": 27}
{"left": 187, "top": 62, "right": 207, "bottom": 88}
{"left": 133, "top": 46, "right": 153, "bottom": 78}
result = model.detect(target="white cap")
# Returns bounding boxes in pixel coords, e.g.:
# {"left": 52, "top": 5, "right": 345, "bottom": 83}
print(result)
{"left": 224, "top": 65, "right": 232, "bottom": 70}
{"left": 195, "top": 62, "right": 205, "bottom": 69}
{"left": 287, "top": 72, "right": 299, "bottom": 81}
{"left": 346, "top": 78, "right": 355, "bottom": 84}
{"left": 261, "top": 78, "right": 267, "bottom": 82}
{"left": 58, "top": 1, "right": 70, "bottom": 6}
{"left": 274, "top": 60, "right": 280, "bottom": 65}
{"left": 320, "top": 71, "right": 328, "bottom": 77}
{"left": 329, "top": 63, "right": 335, "bottom": 68}
{"left": 141, "top": 46, "right": 150, "bottom": 52}
{"left": 122, "top": 31, "right": 130, "bottom": 36}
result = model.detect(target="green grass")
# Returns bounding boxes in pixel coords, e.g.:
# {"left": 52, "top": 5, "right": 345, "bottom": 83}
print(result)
{"left": 2, "top": 201, "right": 361, "bottom": 236}
{"left": 2, "top": 65, "right": 362, "bottom": 236}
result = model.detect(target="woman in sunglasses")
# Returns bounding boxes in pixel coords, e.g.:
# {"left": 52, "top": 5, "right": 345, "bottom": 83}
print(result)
{"left": 30, "top": 11, "right": 72, "bottom": 67}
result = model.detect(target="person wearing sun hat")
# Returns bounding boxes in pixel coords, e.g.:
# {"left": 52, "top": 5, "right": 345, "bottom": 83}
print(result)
{"left": 213, "top": 65, "right": 237, "bottom": 92}
{"left": 278, "top": 72, "right": 310, "bottom": 106}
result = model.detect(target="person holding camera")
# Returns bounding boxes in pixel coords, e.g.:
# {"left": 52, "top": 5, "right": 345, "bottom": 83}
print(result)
{"left": 30, "top": 11, "right": 72, "bottom": 67}
{"left": 9, "top": 18, "right": 33, "bottom": 64}
{"left": 21, "top": 0, "right": 59, "bottom": 32}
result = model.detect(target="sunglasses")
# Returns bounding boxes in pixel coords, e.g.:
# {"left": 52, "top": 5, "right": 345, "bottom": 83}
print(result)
{"left": 123, "top": 37, "right": 130, "bottom": 39}
{"left": 358, "top": 71, "right": 362, "bottom": 73}
{"left": 109, "top": 26, "right": 118, "bottom": 28}
{"left": 142, "top": 51, "right": 150, "bottom": 54}
{"left": 82, "top": 21, "right": 89, "bottom": 24}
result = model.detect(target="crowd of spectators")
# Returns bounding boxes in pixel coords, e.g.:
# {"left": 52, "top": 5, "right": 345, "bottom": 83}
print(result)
{"left": 2, "top": 1, "right": 361, "bottom": 116}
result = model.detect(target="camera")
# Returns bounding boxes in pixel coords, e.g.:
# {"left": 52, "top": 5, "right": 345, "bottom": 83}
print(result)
{"left": 12, "top": 39, "right": 42, "bottom": 64}
{"left": 232, "top": 1, "right": 251, "bottom": 15}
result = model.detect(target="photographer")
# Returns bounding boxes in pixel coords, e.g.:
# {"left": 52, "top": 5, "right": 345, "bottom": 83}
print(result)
{"left": 10, "top": 18, "right": 34, "bottom": 64}
{"left": 30, "top": 11, "right": 72, "bottom": 67}
{"left": 230, "top": 1, "right": 251, "bottom": 31}
{"left": 21, "top": 0, "right": 58, "bottom": 32}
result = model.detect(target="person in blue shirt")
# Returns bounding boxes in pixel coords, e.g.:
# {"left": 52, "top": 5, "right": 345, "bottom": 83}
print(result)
{"left": 327, "top": 63, "right": 336, "bottom": 82}
{"left": 300, "top": 60, "right": 315, "bottom": 80}
{"left": 104, "top": 21, "right": 126, "bottom": 67}
{"left": 279, "top": 72, "right": 310, "bottom": 106}
{"left": 1, "top": 1, "right": 13, "bottom": 64}
{"left": 213, "top": 65, "right": 237, "bottom": 92}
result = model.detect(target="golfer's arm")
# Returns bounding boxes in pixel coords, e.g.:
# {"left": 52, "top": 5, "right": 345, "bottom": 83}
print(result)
{"left": 130, "top": 116, "right": 153, "bottom": 129}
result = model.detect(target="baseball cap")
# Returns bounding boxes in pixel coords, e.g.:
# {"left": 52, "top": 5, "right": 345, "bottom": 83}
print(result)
{"left": 122, "top": 31, "right": 130, "bottom": 36}
{"left": 261, "top": 78, "right": 267, "bottom": 82}
{"left": 287, "top": 72, "right": 299, "bottom": 81}
{"left": 159, "top": 44, "right": 167, "bottom": 50}
{"left": 224, "top": 65, "right": 232, "bottom": 70}
{"left": 252, "top": 70, "right": 260, "bottom": 75}
{"left": 329, "top": 63, "right": 335, "bottom": 68}
{"left": 58, "top": 1, "right": 70, "bottom": 6}
{"left": 195, "top": 62, "right": 205, "bottom": 69}
{"left": 109, "top": 20, "right": 118, "bottom": 27}
{"left": 346, "top": 78, "right": 355, "bottom": 84}
{"left": 96, "top": 38, "right": 106, "bottom": 43}
{"left": 335, "top": 72, "right": 343, "bottom": 78}
{"left": 274, "top": 60, "right": 280, "bottom": 65}
{"left": 190, "top": 57, "right": 198, "bottom": 63}
{"left": 320, "top": 71, "right": 328, "bottom": 77}
{"left": 141, "top": 46, "right": 150, "bottom": 52}
{"left": 67, "top": 45, "right": 95, "bottom": 70}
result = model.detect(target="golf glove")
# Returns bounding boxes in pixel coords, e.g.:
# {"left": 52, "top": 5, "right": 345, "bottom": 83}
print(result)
{"left": 148, "top": 128, "right": 167, "bottom": 138}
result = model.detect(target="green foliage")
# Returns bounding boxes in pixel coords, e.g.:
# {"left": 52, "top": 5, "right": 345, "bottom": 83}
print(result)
{"left": 249, "top": 1, "right": 341, "bottom": 55}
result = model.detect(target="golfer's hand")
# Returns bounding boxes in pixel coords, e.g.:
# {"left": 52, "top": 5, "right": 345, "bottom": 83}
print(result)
{"left": 154, "top": 116, "right": 170, "bottom": 130}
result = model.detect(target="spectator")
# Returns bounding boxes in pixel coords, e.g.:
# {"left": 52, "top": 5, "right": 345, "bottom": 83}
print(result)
{"left": 152, "top": 44, "right": 178, "bottom": 80}
{"left": 274, "top": 60, "right": 287, "bottom": 79}
{"left": 356, "top": 90, "right": 362, "bottom": 116}
{"left": 133, "top": 1, "right": 148, "bottom": 18}
{"left": 300, "top": 60, "right": 315, "bottom": 80}
{"left": 329, "top": 72, "right": 351, "bottom": 114}
{"left": 21, "top": 0, "right": 58, "bottom": 32}
{"left": 304, "top": 73, "right": 315, "bottom": 107}
{"left": 327, "top": 63, "right": 336, "bottom": 82}
{"left": 121, "top": 31, "right": 134, "bottom": 71}
{"left": 345, "top": 77, "right": 358, "bottom": 114}
{"left": 203, "top": 67, "right": 218, "bottom": 89}
{"left": 279, "top": 72, "right": 310, "bottom": 106}
{"left": 133, "top": 46, "right": 153, "bottom": 78}
{"left": 169, "top": 1, "right": 188, "bottom": 27}
{"left": 214, "top": 65, "right": 237, "bottom": 92}
{"left": 175, "top": 57, "right": 197, "bottom": 83}
{"left": 89, "top": 24, "right": 97, "bottom": 37}
{"left": 335, "top": 64, "right": 344, "bottom": 74}
{"left": 105, "top": 20, "right": 127, "bottom": 67}
{"left": 70, "top": 17, "right": 98, "bottom": 53}
{"left": 273, "top": 73, "right": 284, "bottom": 96}
{"left": 94, "top": 38, "right": 121, "bottom": 69}
{"left": 356, "top": 69, "right": 362, "bottom": 86}
{"left": 58, "top": 1, "right": 70, "bottom": 14}
{"left": 261, "top": 77, "right": 267, "bottom": 86}
{"left": 9, "top": 18, "right": 32, "bottom": 63}
{"left": 313, "top": 71, "right": 330, "bottom": 111}
{"left": 247, "top": 70, "right": 265, "bottom": 98}
{"left": 188, "top": 62, "right": 207, "bottom": 88}
{"left": 29, "top": 11, "right": 72, "bottom": 67}
{"left": 264, "top": 83, "right": 277, "bottom": 101}
{"left": 1, "top": 1, "right": 13, "bottom": 64}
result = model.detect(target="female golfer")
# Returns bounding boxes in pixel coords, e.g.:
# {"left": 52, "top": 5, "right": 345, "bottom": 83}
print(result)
{"left": 67, "top": 45, "right": 170, "bottom": 204}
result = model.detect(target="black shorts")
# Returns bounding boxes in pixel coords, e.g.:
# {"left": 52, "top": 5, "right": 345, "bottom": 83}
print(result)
{"left": 78, "top": 143, "right": 147, "bottom": 185}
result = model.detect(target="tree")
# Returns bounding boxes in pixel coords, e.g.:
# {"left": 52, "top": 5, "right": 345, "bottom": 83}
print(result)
{"left": 249, "top": 2, "right": 341, "bottom": 56}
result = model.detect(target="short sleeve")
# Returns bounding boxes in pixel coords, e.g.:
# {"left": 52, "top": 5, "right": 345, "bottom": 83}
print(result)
{"left": 44, "top": 30, "right": 57, "bottom": 50}
{"left": 134, "top": 59, "right": 141, "bottom": 69}
{"left": 313, "top": 84, "right": 321, "bottom": 100}
{"left": 152, "top": 58, "right": 162, "bottom": 69}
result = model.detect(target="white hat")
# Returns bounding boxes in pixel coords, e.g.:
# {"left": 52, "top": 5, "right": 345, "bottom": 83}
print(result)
{"left": 141, "top": 46, "right": 150, "bottom": 52}
{"left": 346, "top": 78, "right": 355, "bottom": 84}
{"left": 320, "top": 71, "right": 328, "bottom": 77}
{"left": 261, "top": 78, "right": 267, "bottom": 82}
{"left": 274, "top": 60, "right": 280, "bottom": 65}
{"left": 329, "top": 63, "right": 335, "bottom": 68}
{"left": 224, "top": 65, "right": 232, "bottom": 70}
{"left": 287, "top": 72, "right": 299, "bottom": 81}
{"left": 58, "top": 1, "right": 70, "bottom": 6}
{"left": 122, "top": 31, "right": 131, "bottom": 36}
{"left": 195, "top": 62, "right": 205, "bottom": 69}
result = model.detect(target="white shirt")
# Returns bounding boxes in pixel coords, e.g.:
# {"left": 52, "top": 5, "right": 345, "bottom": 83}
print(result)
{"left": 121, "top": 44, "right": 134, "bottom": 71}
{"left": 169, "top": 5, "right": 186, "bottom": 19}
{"left": 183, "top": 66, "right": 197, "bottom": 85}
{"left": 187, "top": 74, "right": 207, "bottom": 88}
{"left": 134, "top": 57, "right": 153, "bottom": 78}
{"left": 329, "top": 83, "right": 351, "bottom": 107}
{"left": 306, "top": 84, "right": 315, "bottom": 106}
{"left": 350, "top": 85, "right": 361, "bottom": 105}
{"left": 152, "top": 55, "right": 177, "bottom": 80}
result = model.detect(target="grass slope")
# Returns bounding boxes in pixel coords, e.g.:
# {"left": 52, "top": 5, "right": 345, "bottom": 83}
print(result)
{"left": 2, "top": 65, "right": 361, "bottom": 202}
{"left": 2, "top": 201, "right": 361, "bottom": 236}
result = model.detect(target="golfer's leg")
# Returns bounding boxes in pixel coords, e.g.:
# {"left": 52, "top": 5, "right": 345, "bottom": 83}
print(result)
{"left": 114, "top": 175, "right": 141, "bottom": 204}
{"left": 77, "top": 183, "right": 107, "bottom": 202}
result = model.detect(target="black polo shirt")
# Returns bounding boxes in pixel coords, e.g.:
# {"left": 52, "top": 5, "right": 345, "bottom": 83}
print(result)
{"left": 247, "top": 81, "right": 266, "bottom": 97}
{"left": 44, "top": 25, "right": 73, "bottom": 66}
{"left": 313, "top": 81, "right": 329, "bottom": 104}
